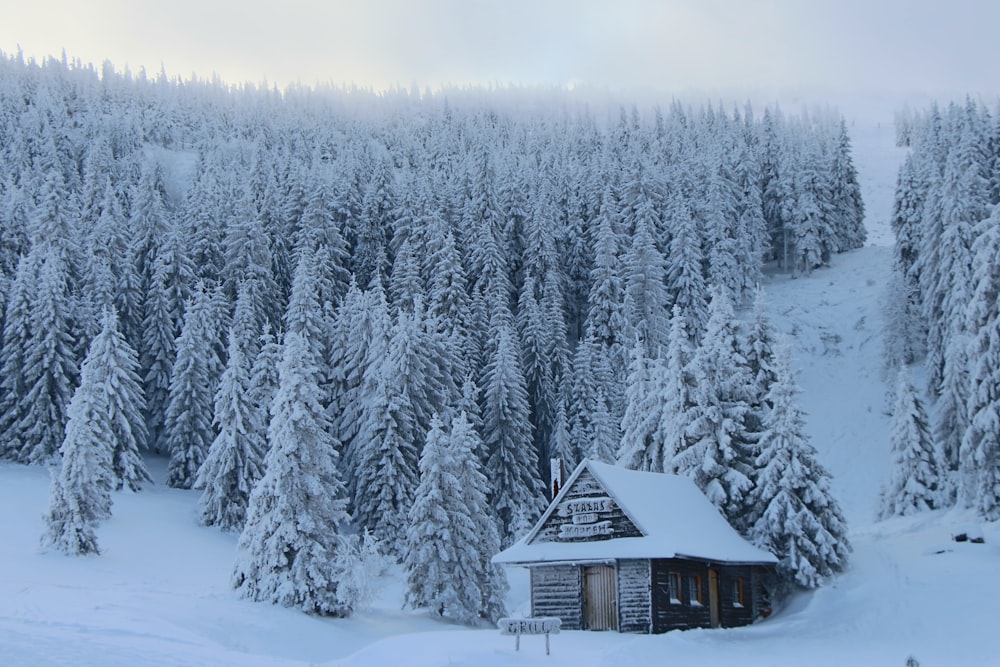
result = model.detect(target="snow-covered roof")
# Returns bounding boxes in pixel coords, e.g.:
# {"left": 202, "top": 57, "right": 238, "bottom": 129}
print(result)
{"left": 494, "top": 460, "right": 778, "bottom": 566}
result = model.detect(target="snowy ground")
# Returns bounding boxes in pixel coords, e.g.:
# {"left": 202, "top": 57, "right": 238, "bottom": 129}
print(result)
{"left": 4, "top": 115, "right": 999, "bottom": 667}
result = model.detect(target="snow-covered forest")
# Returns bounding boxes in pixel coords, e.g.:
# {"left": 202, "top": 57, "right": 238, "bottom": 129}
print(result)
{"left": 0, "top": 50, "right": 869, "bottom": 622}
{"left": 882, "top": 98, "right": 1000, "bottom": 521}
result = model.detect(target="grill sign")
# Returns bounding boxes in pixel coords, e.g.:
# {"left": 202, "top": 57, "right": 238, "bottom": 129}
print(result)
{"left": 498, "top": 618, "right": 561, "bottom": 635}
{"left": 558, "top": 496, "right": 614, "bottom": 540}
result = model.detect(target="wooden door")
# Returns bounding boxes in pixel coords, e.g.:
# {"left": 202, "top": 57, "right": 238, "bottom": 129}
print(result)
{"left": 708, "top": 569, "right": 720, "bottom": 628}
{"left": 584, "top": 565, "right": 618, "bottom": 631}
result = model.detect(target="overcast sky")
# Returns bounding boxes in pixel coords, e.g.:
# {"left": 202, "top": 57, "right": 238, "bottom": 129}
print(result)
{"left": 3, "top": 0, "right": 998, "bottom": 116}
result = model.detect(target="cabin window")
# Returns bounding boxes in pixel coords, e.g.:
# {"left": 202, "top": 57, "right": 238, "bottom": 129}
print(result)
{"left": 667, "top": 572, "right": 682, "bottom": 604}
{"left": 732, "top": 577, "right": 745, "bottom": 608}
{"left": 687, "top": 575, "right": 703, "bottom": 606}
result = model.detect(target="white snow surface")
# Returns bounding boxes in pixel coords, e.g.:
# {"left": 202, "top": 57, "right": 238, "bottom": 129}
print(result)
{"left": 495, "top": 460, "right": 777, "bottom": 565}
{"left": 4, "top": 118, "right": 1000, "bottom": 666}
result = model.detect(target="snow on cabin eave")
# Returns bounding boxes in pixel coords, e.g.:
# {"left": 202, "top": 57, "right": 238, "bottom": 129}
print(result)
{"left": 493, "top": 536, "right": 778, "bottom": 566}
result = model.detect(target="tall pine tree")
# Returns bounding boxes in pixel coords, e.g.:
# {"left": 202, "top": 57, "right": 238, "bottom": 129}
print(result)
{"left": 232, "top": 327, "right": 350, "bottom": 615}
{"left": 164, "top": 285, "right": 222, "bottom": 488}
{"left": 750, "top": 345, "right": 851, "bottom": 589}
{"left": 194, "top": 287, "right": 267, "bottom": 531}
{"left": 878, "top": 366, "right": 943, "bottom": 518}
{"left": 405, "top": 413, "right": 507, "bottom": 624}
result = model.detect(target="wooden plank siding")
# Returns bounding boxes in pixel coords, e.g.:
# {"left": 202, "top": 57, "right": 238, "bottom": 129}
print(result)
{"left": 530, "top": 560, "right": 770, "bottom": 634}
{"left": 530, "top": 469, "right": 643, "bottom": 544}
{"left": 616, "top": 559, "right": 652, "bottom": 633}
{"left": 716, "top": 564, "right": 757, "bottom": 629}
{"left": 530, "top": 565, "right": 583, "bottom": 630}
{"left": 651, "top": 559, "right": 712, "bottom": 632}
{"left": 650, "top": 559, "right": 769, "bottom": 632}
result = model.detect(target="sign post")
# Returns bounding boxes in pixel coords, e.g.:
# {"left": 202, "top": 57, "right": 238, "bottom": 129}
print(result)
{"left": 498, "top": 617, "right": 562, "bottom": 655}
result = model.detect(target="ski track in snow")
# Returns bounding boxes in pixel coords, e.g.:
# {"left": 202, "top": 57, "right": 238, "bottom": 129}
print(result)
{"left": 760, "top": 114, "right": 907, "bottom": 525}
{"left": 4, "top": 114, "right": 1000, "bottom": 666}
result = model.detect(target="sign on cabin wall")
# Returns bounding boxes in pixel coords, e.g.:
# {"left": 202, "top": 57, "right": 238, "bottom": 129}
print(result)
{"left": 557, "top": 496, "right": 614, "bottom": 540}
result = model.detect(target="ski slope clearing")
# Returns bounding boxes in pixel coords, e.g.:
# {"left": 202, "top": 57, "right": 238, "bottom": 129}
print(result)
{"left": 4, "top": 117, "right": 998, "bottom": 666}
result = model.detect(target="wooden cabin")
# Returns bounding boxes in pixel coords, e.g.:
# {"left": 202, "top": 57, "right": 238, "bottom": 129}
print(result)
{"left": 493, "top": 459, "right": 777, "bottom": 634}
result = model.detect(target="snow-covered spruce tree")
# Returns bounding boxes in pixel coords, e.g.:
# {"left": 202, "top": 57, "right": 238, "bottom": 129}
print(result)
{"left": 878, "top": 366, "right": 944, "bottom": 518}
{"left": 79, "top": 178, "right": 131, "bottom": 348}
{"left": 672, "top": 288, "right": 754, "bottom": 527}
{"left": 749, "top": 345, "right": 850, "bottom": 590}
{"left": 882, "top": 260, "right": 925, "bottom": 373}
{"left": 350, "top": 357, "right": 419, "bottom": 557}
{"left": 930, "top": 114, "right": 987, "bottom": 478}
{"left": 568, "top": 335, "right": 617, "bottom": 465}
{"left": 517, "top": 276, "right": 552, "bottom": 466}
{"left": 425, "top": 224, "right": 472, "bottom": 380}
{"left": 741, "top": 290, "right": 780, "bottom": 444}
{"left": 786, "top": 142, "right": 834, "bottom": 275}
{"left": 622, "top": 206, "right": 670, "bottom": 358}
{"left": 164, "top": 285, "right": 222, "bottom": 489}
{"left": 468, "top": 233, "right": 515, "bottom": 379}
{"left": 0, "top": 251, "right": 38, "bottom": 460}
{"left": 87, "top": 308, "right": 150, "bottom": 491}
{"left": 331, "top": 276, "right": 393, "bottom": 503}
{"left": 449, "top": 411, "right": 509, "bottom": 622}
{"left": 549, "top": 392, "right": 575, "bottom": 470}
{"left": 245, "top": 324, "right": 282, "bottom": 457}
{"left": 961, "top": 208, "right": 1000, "bottom": 518}
{"left": 221, "top": 213, "right": 281, "bottom": 334}
{"left": 352, "top": 160, "right": 394, "bottom": 290}
{"left": 405, "top": 413, "right": 506, "bottom": 624}
{"left": 618, "top": 338, "right": 667, "bottom": 473}
{"left": 182, "top": 153, "right": 226, "bottom": 285}
{"left": 232, "top": 325, "right": 351, "bottom": 616}
{"left": 585, "top": 187, "right": 628, "bottom": 417}
{"left": 42, "top": 314, "right": 118, "bottom": 555}
{"left": 743, "top": 290, "right": 780, "bottom": 408}
{"left": 140, "top": 252, "right": 183, "bottom": 455}
{"left": 349, "top": 297, "right": 459, "bottom": 556}
{"left": 702, "top": 153, "right": 744, "bottom": 302}
{"left": 17, "top": 247, "right": 78, "bottom": 465}
{"left": 128, "top": 161, "right": 172, "bottom": 300}
{"left": 665, "top": 201, "right": 709, "bottom": 338}
{"left": 656, "top": 307, "right": 698, "bottom": 476}
{"left": 827, "top": 118, "right": 867, "bottom": 253}
{"left": 403, "top": 414, "right": 466, "bottom": 617}
{"left": 389, "top": 236, "right": 424, "bottom": 316}
{"left": 194, "top": 287, "right": 266, "bottom": 531}
{"left": 298, "top": 167, "right": 352, "bottom": 309}
{"left": 482, "top": 316, "right": 545, "bottom": 546}
{"left": 732, "top": 135, "right": 770, "bottom": 298}
{"left": 282, "top": 245, "right": 329, "bottom": 385}
{"left": 27, "top": 131, "right": 81, "bottom": 281}
{"left": 457, "top": 375, "right": 487, "bottom": 463}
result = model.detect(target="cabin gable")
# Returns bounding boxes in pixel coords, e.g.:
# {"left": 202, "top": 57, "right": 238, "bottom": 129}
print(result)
{"left": 528, "top": 468, "right": 643, "bottom": 544}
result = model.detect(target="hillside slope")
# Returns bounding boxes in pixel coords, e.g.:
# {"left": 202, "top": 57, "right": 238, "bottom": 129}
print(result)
{"left": 4, "top": 118, "right": 999, "bottom": 667}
